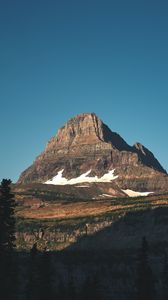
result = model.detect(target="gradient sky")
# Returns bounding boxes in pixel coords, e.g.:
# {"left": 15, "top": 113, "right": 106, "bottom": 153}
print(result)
{"left": 0, "top": 0, "right": 168, "bottom": 182}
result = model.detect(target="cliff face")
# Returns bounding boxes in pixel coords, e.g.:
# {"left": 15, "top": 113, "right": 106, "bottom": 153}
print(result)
{"left": 18, "top": 113, "right": 168, "bottom": 192}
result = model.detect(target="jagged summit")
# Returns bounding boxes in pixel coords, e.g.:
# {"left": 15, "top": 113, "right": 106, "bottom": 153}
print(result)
{"left": 45, "top": 112, "right": 131, "bottom": 153}
{"left": 53, "top": 112, "right": 106, "bottom": 146}
{"left": 18, "top": 113, "right": 168, "bottom": 193}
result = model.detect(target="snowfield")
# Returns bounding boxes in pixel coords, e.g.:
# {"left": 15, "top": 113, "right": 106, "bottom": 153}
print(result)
{"left": 44, "top": 170, "right": 153, "bottom": 197}
{"left": 45, "top": 169, "right": 118, "bottom": 185}
{"left": 99, "top": 194, "right": 114, "bottom": 198}
{"left": 122, "top": 189, "right": 153, "bottom": 197}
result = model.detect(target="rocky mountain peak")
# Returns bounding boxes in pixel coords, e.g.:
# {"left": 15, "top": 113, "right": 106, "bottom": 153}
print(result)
{"left": 18, "top": 113, "right": 167, "bottom": 190}
{"left": 45, "top": 112, "right": 131, "bottom": 152}
{"left": 55, "top": 112, "right": 105, "bottom": 145}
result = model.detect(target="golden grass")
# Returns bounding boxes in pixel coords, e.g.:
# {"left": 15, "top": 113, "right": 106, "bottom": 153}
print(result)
{"left": 16, "top": 196, "right": 168, "bottom": 220}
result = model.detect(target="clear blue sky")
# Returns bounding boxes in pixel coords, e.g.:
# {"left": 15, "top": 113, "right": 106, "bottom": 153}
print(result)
{"left": 0, "top": 0, "right": 168, "bottom": 182}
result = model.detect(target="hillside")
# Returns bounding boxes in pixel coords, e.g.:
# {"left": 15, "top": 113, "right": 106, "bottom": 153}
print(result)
{"left": 13, "top": 183, "right": 168, "bottom": 251}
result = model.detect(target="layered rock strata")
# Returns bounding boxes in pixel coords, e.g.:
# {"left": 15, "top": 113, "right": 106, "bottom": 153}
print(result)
{"left": 18, "top": 113, "right": 168, "bottom": 193}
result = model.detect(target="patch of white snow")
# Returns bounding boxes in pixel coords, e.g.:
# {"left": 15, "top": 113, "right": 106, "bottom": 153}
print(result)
{"left": 99, "top": 194, "right": 113, "bottom": 198}
{"left": 45, "top": 169, "right": 118, "bottom": 185}
{"left": 122, "top": 189, "right": 153, "bottom": 197}
{"left": 76, "top": 185, "right": 90, "bottom": 188}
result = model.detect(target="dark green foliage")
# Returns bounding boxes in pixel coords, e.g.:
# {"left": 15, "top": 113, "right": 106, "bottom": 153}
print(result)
{"left": 56, "top": 279, "right": 67, "bottom": 300}
{"left": 38, "top": 250, "right": 55, "bottom": 300}
{"left": 0, "top": 179, "right": 16, "bottom": 254}
{"left": 162, "top": 252, "right": 168, "bottom": 300}
{"left": 0, "top": 179, "right": 17, "bottom": 299}
{"left": 26, "top": 243, "right": 40, "bottom": 300}
{"left": 80, "top": 274, "right": 103, "bottom": 300}
{"left": 136, "top": 237, "right": 156, "bottom": 300}
{"left": 26, "top": 245, "right": 55, "bottom": 300}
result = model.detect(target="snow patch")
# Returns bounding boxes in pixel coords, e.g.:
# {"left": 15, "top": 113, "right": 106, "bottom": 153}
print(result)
{"left": 99, "top": 194, "right": 113, "bottom": 198}
{"left": 76, "top": 185, "right": 90, "bottom": 188}
{"left": 122, "top": 189, "right": 153, "bottom": 197}
{"left": 45, "top": 169, "right": 118, "bottom": 185}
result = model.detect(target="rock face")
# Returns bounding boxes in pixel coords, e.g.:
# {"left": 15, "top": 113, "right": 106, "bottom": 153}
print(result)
{"left": 18, "top": 113, "right": 168, "bottom": 192}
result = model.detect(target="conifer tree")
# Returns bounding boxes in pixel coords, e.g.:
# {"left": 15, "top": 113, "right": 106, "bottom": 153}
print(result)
{"left": 0, "top": 179, "right": 17, "bottom": 299}
{"left": 26, "top": 245, "right": 55, "bottom": 300}
{"left": 26, "top": 243, "right": 40, "bottom": 300}
{"left": 80, "top": 274, "right": 103, "bottom": 300}
{"left": 136, "top": 236, "right": 156, "bottom": 300}
{"left": 0, "top": 179, "right": 16, "bottom": 254}
{"left": 162, "top": 252, "right": 168, "bottom": 300}
{"left": 38, "top": 249, "right": 55, "bottom": 300}
{"left": 56, "top": 278, "right": 66, "bottom": 300}
{"left": 67, "top": 274, "right": 76, "bottom": 300}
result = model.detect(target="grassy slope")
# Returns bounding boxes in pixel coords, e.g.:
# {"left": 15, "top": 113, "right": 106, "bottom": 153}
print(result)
{"left": 13, "top": 183, "right": 168, "bottom": 251}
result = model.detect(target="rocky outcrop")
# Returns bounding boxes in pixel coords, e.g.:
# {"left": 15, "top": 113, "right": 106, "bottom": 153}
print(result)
{"left": 16, "top": 218, "right": 114, "bottom": 251}
{"left": 18, "top": 113, "right": 168, "bottom": 193}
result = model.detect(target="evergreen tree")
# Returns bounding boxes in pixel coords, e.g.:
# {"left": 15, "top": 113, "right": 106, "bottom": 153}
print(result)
{"left": 56, "top": 279, "right": 66, "bottom": 300}
{"left": 162, "top": 252, "right": 168, "bottom": 300}
{"left": 136, "top": 236, "right": 156, "bottom": 300}
{"left": 67, "top": 274, "right": 76, "bottom": 300}
{"left": 38, "top": 250, "right": 55, "bottom": 300}
{"left": 26, "top": 245, "right": 56, "bottom": 300}
{"left": 0, "top": 179, "right": 17, "bottom": 299}
{"left": 80, "top": 274, "right": 103, "bottom": 300}
{"left": 26, "top": 243, "right": 40, "bottom": 300}
{"left": 0, "top": 179, "right": 16, "bottom": 254}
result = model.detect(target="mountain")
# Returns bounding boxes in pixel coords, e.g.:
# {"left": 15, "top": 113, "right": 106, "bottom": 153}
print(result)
{"left": 18, "top": 113, "right": 168, "bottom": 194}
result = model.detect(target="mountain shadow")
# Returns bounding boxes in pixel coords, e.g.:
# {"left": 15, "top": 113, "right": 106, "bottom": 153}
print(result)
{"left": 8, "top": 206, "right": 168, "bottom": 300}
{"left": 64, "top": 206, "right": 168, "bottom": 253}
